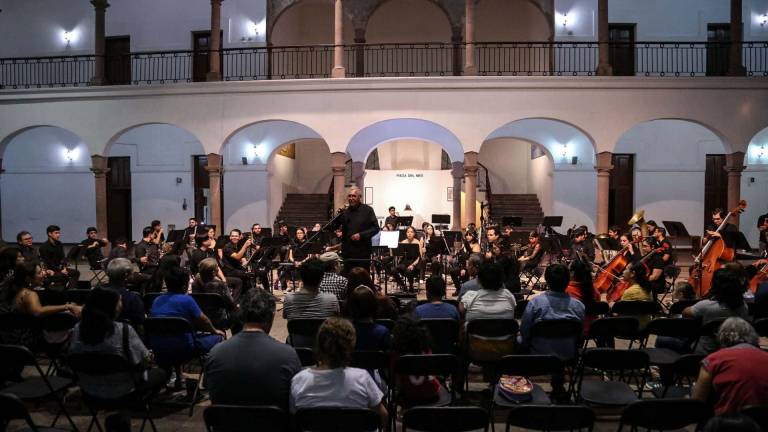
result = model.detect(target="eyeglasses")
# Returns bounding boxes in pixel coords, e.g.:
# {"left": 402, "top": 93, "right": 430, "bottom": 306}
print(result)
{"left": 21, "top": 237, "right": 32, "bottom": 241}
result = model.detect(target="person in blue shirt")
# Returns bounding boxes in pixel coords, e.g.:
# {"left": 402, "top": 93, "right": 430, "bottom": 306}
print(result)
{"left": 415, "top": 277, "right": 459, "bottom": 320}
{"left": 345, "top": 285, "right": 390, "bottom": 351}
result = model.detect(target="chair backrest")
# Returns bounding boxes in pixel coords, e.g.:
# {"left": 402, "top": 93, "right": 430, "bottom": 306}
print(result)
{"left": 204, "top": 405, "right": 287, "bottom": 432}
{"left": 529, "top": 319, "right": 583, "bottom": 339}
{"left": 584, "top": 317, "right": 639, "bottom": 343}
{"left": 374, "top": 318, "right": 394, "bottom": 331}
{"left": 611, "top": 301, "right": 661, "bottom": 317}
{"left": 0, "top": 393, "right": 37, "bottom": 430}
{"left": 668, "top": 299, "right": 699, "bottom": 316}
{"left": 642, "top": 317, "right": 700, "bottom": 340}
{"left": 753, "top": 318, "right": 768, "bottom": 337}
{"left": 143, "top": 316, "right": 195, "bottom": 337}
{"left": 394, "top": 354, "right": 458, "bottom": 378}
{"left": 0, "top": 312, "right": 38, "bottom": 332}
{"left": 419, "top": 318, "right": 459, "bottom": 354}
{"left": 619, "top": 398, "right": 710, "bottom": 431}
{"left": 38, "top": 312, "right": 79, "bottom": 332}
{"left": 295, "top": 347, "right": 316, "bottom": 367}
{"left": 585, "top": 301, "right": 610, "bottom": 317}
{"left": 496, "top": 354, "right": 564, "bottom": 378}
{"left": 670, "top": 353, "right": 705, "bottom": 384}
{"left": 581, "top": 348, "right": 649, "bottom": 373}
{"left": 294, "top": 407, "right": 380, "bottom": 432}
{"left": 66, "top": 352, "right": 133, "bottom": 376}
{"left": 466, "top": 319, "right": 519, "bottom": 339}
{"left": 287, "top": 318, "right": 326, "bottom": 343}
{"left": 742, "top": 405, "right": 768, "bottom": 432}
{"left": 699, "top": 318, "right": 726, "bottom": 338}
{"left": 37, "top": 289, "right": 65, "bottom": 306}
{"left": 66, "top": 288, "right": 92, "bottom": 305}
{"left": 350, "top": 350, "right": 389, "bottom": 372}
{"left": 191, "top": 293, "right": 229, "bottom": 310}
{"left": 505, "top": 405, "right": 595, "bottom": 431}
{"left": 402, "top": 406, "right": 489, "bottom": 432}
{"left": 0, "top": 343, "right": 38, "bottom": 368}
{"left": 514, "top": 300, "right": 529, "bottom": 319}
{"left": 143, "top": 292, "right": 163, "bottom": 314}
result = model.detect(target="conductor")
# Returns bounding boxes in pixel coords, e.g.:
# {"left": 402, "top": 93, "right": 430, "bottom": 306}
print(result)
{"left": 329, "top": 186, "right": 380, "bottom": 273}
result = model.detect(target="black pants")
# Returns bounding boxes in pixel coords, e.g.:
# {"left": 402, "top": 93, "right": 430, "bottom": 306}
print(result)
{"left": 46, "top": 268, "right": 80, "bottom": 290}
{"left": 395, "top": 260, "right": 419, "bottom": 291}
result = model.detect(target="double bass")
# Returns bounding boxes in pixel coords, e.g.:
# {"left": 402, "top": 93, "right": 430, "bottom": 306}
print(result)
{"left": 689, "top": 200, "right": 747, "bottom": 298}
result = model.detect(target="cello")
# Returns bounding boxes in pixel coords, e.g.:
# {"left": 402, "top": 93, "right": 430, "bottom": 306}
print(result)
{"left": 748, "top": 259, "right": 768, "bottom": 293}
{"left": 689, "top": 200, "right": 747, "bottom": 298}
{"left": 593, "top": 244, "right": 630, "bottom": 294}
{"left": 606, "top": 246, "right": 662, "bottom": 303}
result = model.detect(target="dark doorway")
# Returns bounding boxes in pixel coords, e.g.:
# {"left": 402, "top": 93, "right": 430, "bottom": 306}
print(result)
{"left": 707, "top": 24, "right": 730, "bottom": 76}
{"left": 192, "top": 31, "right": 223, "bottom": 82}
{"left": 704, "top": 154, "right": 728, "bottom": 231}
{"left": 609, "top": 153, "right": 634, "bottom": 228}
{"left": 105, "top": 36, "right": 131, "bottom": 85}
{"left": 609, "top": 24, "right": 636, "bottom": 76}
{"left": 192, "top": 155, "right": 210, "bottom": 224}
{"left": 107, "top": 157, "right": 132, "bottom": 243}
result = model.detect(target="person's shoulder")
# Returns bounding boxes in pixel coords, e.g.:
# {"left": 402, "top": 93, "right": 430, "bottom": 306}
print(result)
{"left": 461, "top": 290, "right": 478, "bottom": 303}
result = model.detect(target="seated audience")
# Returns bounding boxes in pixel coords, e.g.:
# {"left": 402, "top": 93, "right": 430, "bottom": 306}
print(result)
{"left": 149, "top": 266, "right": 224, "bottom": 355}
{"left": 290, "top": 317, "right": 388, "bottom": 428}
{"left": 205, "top": 289, "right": 301, "bottom": 409}
{"left": 415, "top": 277, "right": 459, "bottom": 320}
{"left": 68, "top": 288, "right": 166, "bottom": 399}
{"left": 457, "top": 254, "right": 484, "bottom": 300}
{"left": 283, "top": 258, "right": 339, "bottom": 320}
{"left": 520, "top": 263, "right": 585, "bottom": 360}
{"left": 103, "top": 258, "right": 145, "bottom": 328}
{"left": 346, "top": 267, "right": 397, "bottom": 320}
{"left": 617, "top": 263, "right": 655, "bottom": 328}
{"left": 460, "top": 262, "right": 516, "bottom": 322}
{"left": 565, "top": 260, "right": 600, "bottom": 334}
{"left": 672, "top": 281, "right": 697, "bottom": 302}
{"left": 0, "top": 247, "right": 24, "bottom": 283}
{"left": 191, "top": 258, "right": 236, "bottom": 330}
{"left": 693, "top": 317, "right": 768, "bottom": 415}
{"left": 684, "top": 268, "right": 749, "bottom": 354}
{"left": 345, "top": 285, "right": 391, "bottom": 351}
{"left": 318, "top": 252, "right": 348, "bottom": 300}
{"left": 391, "top": 316, "right": 444, "bottom": 405}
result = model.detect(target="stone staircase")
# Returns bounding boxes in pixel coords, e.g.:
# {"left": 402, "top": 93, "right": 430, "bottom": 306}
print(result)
{"left": 489, "top": 194, "right": 544, "bottom": 231}
{"left": 274, "top": 193, "right": 330, "bottom": 229}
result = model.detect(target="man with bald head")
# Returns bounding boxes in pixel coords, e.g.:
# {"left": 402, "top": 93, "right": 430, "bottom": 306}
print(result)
{"left": 329, "top": 186, "right": 379, "bottom": 274}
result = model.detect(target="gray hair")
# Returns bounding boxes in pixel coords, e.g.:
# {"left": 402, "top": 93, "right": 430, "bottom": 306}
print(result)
{"left": 238, "top": 288, "right": 276, "bottom": 327}
{"left": 348, "top": 186, "right": 362, "bottom": 196}
{"left": 467, "top": 253, "right": 484, "bottom": 269}
{"left": 106, "top": 258, "right": 133, "bottom": 282}
{"left": 717, "top": 317, "right": 759, "bottom": 348}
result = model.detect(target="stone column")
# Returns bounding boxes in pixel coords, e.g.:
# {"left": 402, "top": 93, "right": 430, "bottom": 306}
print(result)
{"left": 451, "top": 162, "right": 464, "bottom": 230}
{"left": 205, "top": 153, "right": 223, "bottom": 233}
{"left": 331, "top": 0, "right": 346, "bottom": 78}
{"left": 91, "top": 155, "right": 110, "bottom": 239}
{"left": 464, "top": 0, "right": 477, "bottom": 76}
{"left": 351, "top": 161, "right": 366, "bottom": 191}
{"left": 90, "top": 0, "right": 109, "bottom": 85}
{"left": 725, "top": 151, "right": 746, "bottom": 227}
{"left": 729, "top": 0, "right": 745, "bottom": 76}
{"left": 354, "top": 28, "right": 366, "bottom": 78}
{"left": 331, "top": 152, "right": 348, "bottom": 211}
{"left": 596, "top": 0, "right": 613, "bottom": 76}
{"left": 463, "top": 152, "right": 479, "bottom": 227}
{"left": 207, "top": 0, "right": 223, "bottom": 81}
{"left": 595, "top": 151, "right": 614, "bottom": 234}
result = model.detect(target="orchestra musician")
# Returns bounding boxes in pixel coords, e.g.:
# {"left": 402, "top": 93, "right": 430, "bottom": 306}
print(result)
{"left": 570, "top": 227, "right": 595, "bottom": 263}
{"left": 134, "top": 226, "right": 161, "bottom": 289}
{"left": 245, "top": 224, "right": 271, "bottom": 290}
{"left": 645, "top": 220, "right": 659, "bottom": 245}
{"left": 448, "top": 230, "right": 482, "bottom": 293}
{"left": 653, "top": 226, "right": 674, "bottom": 264}
{"left": 421, "top": 223, "right": 442, "bottom": 274}
{"left": 518, "top": 231, "right": 544, "bottom": 272}
{"left": 221, "top": 229, "right": 253, "bottom": 293}
{"left": 107, "top": 237, "right": 130, "bottom": 265}
{"left": 183, "top": 217, "right": 199, "bottom": 238}
{"left": 150, "top": 220, "right": 165, "bottom": 244}
{"left": 607, "top": 225, "right": 622, "bottom": 250}
{"left": 619, "top": 233, "right": 641, "bottom": 263}
{"left": 384, "top": 206, "right": 399, "bottom": 228}
{"left": 631, "top": 226, "right": 643, "bottom": 245}
{"left": 640, "top": 238, "right": 666, "bottom": 295}
{"left": 705, "top": 208, "right": 739, "bottom": 245}
{"left": 39, "top": 225, "right": 80, "bottom": 289}
{"left": 325, "top": 227, "right": 343, "bottom": 253}
{"left": 758, "top": 211, "right": 768, "bottom": 254}
{"left": 280, "top": 227, "right": 313, "bottom": 291}
{"left": 190, "top": 235, "right": 244, "bottom": 299}
{"left": 276, "top": 221, "right": 292, "bottom": 262}
{"left": 80, "top": 227, "right": 109, "bottom": 269}
{"left": 327, "top": 186, "right": 380, "bottom": 273}
{"left": 395, "top": 226, "right": 421, "bottom": 292}
{"left": 484, "top": 225, "right": 504, "bottom": 261}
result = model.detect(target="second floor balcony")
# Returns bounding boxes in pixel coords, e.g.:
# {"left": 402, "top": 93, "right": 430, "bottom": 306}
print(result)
{"left": 1, "top": 40, "right": 767, "bottom": 89}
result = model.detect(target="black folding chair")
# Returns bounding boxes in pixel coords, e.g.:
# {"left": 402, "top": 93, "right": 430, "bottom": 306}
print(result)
{"left": 37, "top": 312, "right": 79, "bottom": 376}
{"left": 582, "top": 316, "right": 640, "bottom": 349}
{"left": 67, "top": 352, "right": 162, "bottom": 432}
{"left": 204, "top": 404, "right": 288, "bottom": 432}
{"left": 419, "top": 318, "right": 460, "bottom": 354}
{"left": 653, "top": 353, "right": 705, "bottom": 399}
{"left": 0, "top": 344, "right": 77, "bottom": 430}
{"left": 742, "top": 405, "right": 768, "bottom": 431}
{"left": 191, "top": 293, "right": 234, "bottom": 333}
{"left": 287, "top": 318, "right": 327, "bottom": 347}
{"left": 693, "top": 318, "right": 727, "bottom": 353}
{"left": 295, "top": 347, "right": 316, "bottom": 367}
{"left": 611, "top": 300, "right": 662, "bottom": 321}
{"left": 402, "top": 406, "right": 489, "bottom": 432}
{"left": 374, "top": 318, "right": 395, "bottom": 331}
{"left": 142, "top": 292, "right": 162, "bottom": 315}
{"left": 584, "top": 301, "right": 610, "bottom": 317}
{"left": 667, "top": 299, "right": 698, "bottom": 316}
{"left": 753, "top": 318, "right": 768, "bottom": 337}
{"left": 392, "top": 354, "right": 458, "bottom": 431}
{"left": 513, "top": 299, "right": 528, "bottom": 319}
{"left": 0, "top": 392, "right": 70, "bottom": 432}
{"left": 65, "top": 288, "right": 92, "bottom": 305}
{"left": 618, "top": 398, "right": 711, "bottom": 431}
{"left": 639, "top": 317, "right": 700, "bottom": 368}
{"left": 504, "top": 405, "right": 595, "bottom": 431}
{"left": 576, "top": 348, "right": 650, "bottom": 406}
{"left": 295, "top": 407, "right": 381, "bottom": 432}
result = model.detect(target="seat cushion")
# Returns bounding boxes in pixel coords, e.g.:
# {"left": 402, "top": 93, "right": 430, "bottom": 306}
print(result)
{"left": 4, "top": 376, "right": 72, "bottom": 400}
{"left": 580, "top": 380, "right": 638, "bottom": 406}
{"left": 643, "top": 348, "right": 680, "bottom": 366}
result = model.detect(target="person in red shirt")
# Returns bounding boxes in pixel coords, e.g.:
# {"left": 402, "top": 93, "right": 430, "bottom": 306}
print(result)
{"left": 565, "top": 260, "right": 600, "bottom": 334}
{"left": 693, "top": 317, "right": 768, "bottom": 415}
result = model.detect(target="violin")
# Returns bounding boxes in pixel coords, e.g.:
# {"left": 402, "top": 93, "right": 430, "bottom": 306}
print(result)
{"left": 689, "top": 200, "right": 747, "bottom": 298}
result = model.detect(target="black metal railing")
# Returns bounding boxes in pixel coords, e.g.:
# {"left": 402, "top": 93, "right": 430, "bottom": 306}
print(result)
{"left": 2, "top": 41, "right": 766, "bottom": 89}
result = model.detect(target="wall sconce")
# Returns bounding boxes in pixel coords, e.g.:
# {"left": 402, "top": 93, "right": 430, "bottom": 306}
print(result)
{"left": 561, "top": 14, "right": 569, "bottom": 28}
{"left": 558, "top": 144, "right": 569, "bottom": 158}
{"left": 63, "top": 32, "right": 72, "bottom": 47}
{"left": 250, "top": 143, "right": 266, "bottom": 160}
{"left": 758, "top": 145, "right": 767, "bottom": 158}
{"left": 62, "top": 148, "right": 78, "bottom": 162}
{"left": 761, "top": 14, "right": 768, "bottom": 27}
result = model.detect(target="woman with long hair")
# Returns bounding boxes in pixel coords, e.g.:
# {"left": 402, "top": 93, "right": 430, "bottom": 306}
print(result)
{"left": 0, "top": 247, "right": 24, "bottom": 284}
{"left": 617, "top": 263, "right": 654, "bottom": 327}
{"left": 345, "top": 267, "right": 397, "bottom": 320}
{"left": 566, "top": 260, "right": 600, "bottom": 333}
{"left": 192, "top": 258, "right": 235, "bottom": 330}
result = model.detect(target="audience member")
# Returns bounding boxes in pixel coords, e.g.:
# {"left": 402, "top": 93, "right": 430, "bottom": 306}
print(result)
{"left": 283, "top": 258, "right": 339, "bottom": 320}
{"left": 345, "top": 285, "right": 390, "bottom": 351}
{"left": 104, "top": 258, "right": 145, "bottom": 328}
{"left": 702, "top": 414, "right": 762, "bottom": 432}
{"left": 390, "top": 316, "right": 444, "bottom": 405}
{"left": 205, "top": 289, "right": 301, "bottom": 409}
{"left": 346, "top": 267, "right": 397, "bottom": 320}
{"left": 318, "top": 252, "right": 348, "bottom": 300}
{"left": 415, "top": 276, "right": 459, "bottom": 320}
{"left": 191, "top": 258, "right": 236, "bottom": 330}
{"left": 0, "top": 247, "right": 24, "bottom": 283}
{"left": 565, "top": 260, "right": 600, "bottom": 334}
{"left": 457, "top": 254, "right": 483, "bottom": 300}
{"left": 684, "top": 269, "right": 749, "bottom": 354}
{"left": 460, "top": 262, "right": 516, "bottom": 322}
{"left": 290, "top": 317, "right": 388, "bottom": 428}
{"left": 693, "top": 317, "right": 768, "bottom": 415}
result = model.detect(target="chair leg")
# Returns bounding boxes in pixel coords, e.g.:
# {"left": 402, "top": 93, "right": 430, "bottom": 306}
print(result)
{"left": 52, "top": 394, "right": 78, "bottom": 432}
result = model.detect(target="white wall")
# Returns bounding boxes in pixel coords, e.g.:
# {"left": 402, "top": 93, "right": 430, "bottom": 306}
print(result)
{"left": 615, "top": 120, "right": 726, "bottom": 238}
{"left": 529, "top": 153, "right": 554, "bottom": 215}
{"left": 107, "top": 124, "right": 203, "bottom": 242}
{"left": 553, "top": 169, "right": 597, "bottom": 232}
{"left": 365, "top": 170, "right": 453, "bottom": 228}
{"left": 742, "top": 134, "right": 768, "bottom": 246}
{"left": 479, "top": 139, "right": 531, "bottom": 194}
{"left": 375, "top": 139, "right": 444, "bottom": 170}
{"left": 1, "top": 127, "right": 95, "bottom": 243}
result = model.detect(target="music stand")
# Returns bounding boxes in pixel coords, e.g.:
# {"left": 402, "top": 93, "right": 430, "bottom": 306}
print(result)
{"left": 166, "top": 229, "right": 186, "bottom": 244}
{"left": 260, "top": 236, "right": 288, "bottom": 249}
{"left": 431, "top": 214, "right": 451, "bottom": 225}
{"left": 377, "top": 231, "right": 400, "bottom": 249}
{"left": 398, "top": 229, "right": 408, "bottom": 242}
{"left": 428, "top": 237, "right": 449, "bottom": 255}
{"left": 306, "top": 242, "right": 324, "bottom": 255}
{"left": 395, "top": 216, "right": 413, "bottom": 228}
{"left": 443, "top": 230, "right": 463, "bottom": 245}
{"left": 662, "top": 221, "right": 690, "bottom": 238}
{"left": 593, "top": 236, "right": 616, "bottom": 251}
{"left": 541, "top": 216, "right": 563, "bottom": 227}
{"left": 395, "top": 243, "right": 420, "bottom": 261}
{"left": 502, "top": 216, "right": 523, "bottom": 227}
{"left": 507, "top": 231, "right": 530, "bottom": 245}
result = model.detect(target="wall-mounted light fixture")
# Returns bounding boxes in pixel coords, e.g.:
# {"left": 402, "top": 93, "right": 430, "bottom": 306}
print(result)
{"left": 757, "top": 144, "right": 767, "bottom": 158}
{"left": 62, "top": 147, "right": 79, "bottom": 162}
{"left": 250, "top": 143, "right": 267, "bottom": 161}
{"left": 761, "top": 14, "right": 768, "bottom": 27}
{"left": 60, "top": 29, "right": 78, "bottom": 47}
{"left": 561, "top": 13, "right": 569, "bottom": 28}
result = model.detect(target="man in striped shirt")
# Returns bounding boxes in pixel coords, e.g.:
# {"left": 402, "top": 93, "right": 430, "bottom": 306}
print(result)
{"left": 283, "top": 258, "right": 340, "bottom": 321}
{"left": 319, "top": 252, "right": 349, "bottom": 300}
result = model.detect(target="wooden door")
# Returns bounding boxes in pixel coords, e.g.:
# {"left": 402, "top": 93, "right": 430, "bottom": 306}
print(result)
{"left": 609, "top": 24, "right": 636, "bottom": 76}
{"left": 192, "top": 31, "right": 211, "bottom": 82}
{"left": 193, "top": 155, "right": 210, "bottom": 223}
{"left": 707, "top": 24, "right": 730, "bottom": 76}
{"left": 107, "top": 157, "right": 132, "bottom": 242}
{"left": 609, "top": 154, "right": 634, "bottom": 229}
{"left": 105, "top": 36, "right": 131, "bottom": 85}
{"left": 704, "top": 154, "right": 728, "bottom": 230}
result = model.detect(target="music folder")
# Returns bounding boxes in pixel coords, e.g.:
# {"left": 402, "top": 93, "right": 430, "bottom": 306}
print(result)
{"left": 377, "top": 231, "right": 400, "bottom": 249}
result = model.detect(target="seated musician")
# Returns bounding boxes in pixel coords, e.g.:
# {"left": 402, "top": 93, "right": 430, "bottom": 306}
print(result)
{"left": 384, "top": 206, "right": 399, "bottom": 228}
{"left": 569, "top": 228, "right": 595, "bottom": 263}
{"left": 518, "top": 231, "right": 543, "bottom": 272}
{"left": 183, "top": 217, "right": 199, "bottom": 238}
{"left": 758, "top": 212, "right": 768, "bottom": 254}
{"left": 705, "top": 208, "right": 738, "bottom": 242}
{"left": 39, "top": 225, "right": 80, "bottom": 289}
{"left": 395, "top": 226, "right": 421, "bottom": 293}
{"left": 653, "top": 227, "right": 674, "bottom": 265}
{"left": 80, "top": 227, "right": 108, "bottom": 269}
{"left": 630, "top": 226, "right": 643, "bottom": 245}
{"left": 135, "top": 226, "right": 160, "bottom": 277}
{"left": 484, "top": 225, "right": 504, "bottom": 262}
{"left": 150, "top": 219, "right": 165, "bottom": 244}
{"left": 247, "top": 224, "right": 270, "bottom": 290}
{"left": 449, "top": 231, "right": 481, "bottom": 292}
{"left": 325, "top": 227, "right": 343, "bottom": 253}
{"left": 276, "top": 222, "right": 292, "bottom": 262}
{"left": 281, "top": 227, "right": 312, "bottom": 291}
{"left": 420, "top": 223, "right": 442, "bottom": 276}
{"left": 619, "top": 233, "right": 641, "bottom": 263}
{"left": 640, "top": 239, "right": 666, "bottom": 295}
{"left": 107, "top": 237, "right": 130, "bottom": 265}
{"left": 221, "top": 229, "right": 253, "bottom": 294}
{"left": 607, "top": 225, "right": 622, "bottom": 250}
{"left": 16, "top": 231, "right": 39, "bottom": 264}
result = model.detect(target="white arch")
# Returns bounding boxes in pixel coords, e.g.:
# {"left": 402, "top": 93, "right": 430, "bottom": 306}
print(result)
{"left": 221, "top": 119, "right": 325, "bottom": 166}
{"left": 105, "top": 122, "right": 205, "bottom": 157}
{"left": 484, "top": 118, "right": 597, "bottom": 163}
{"left": 347, "top": 118, "right": 465, "bottom": 163}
